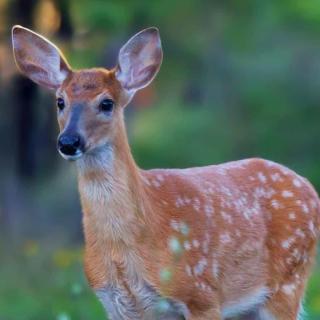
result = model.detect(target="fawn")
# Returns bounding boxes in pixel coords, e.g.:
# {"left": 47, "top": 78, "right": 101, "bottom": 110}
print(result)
{"left": 12, "top": 25, "right": 320, "bottom": 320}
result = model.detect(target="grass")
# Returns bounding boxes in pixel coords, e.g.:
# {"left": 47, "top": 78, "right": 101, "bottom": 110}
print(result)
{"left": 0, "top": 241, "right": 105, "bottom": 320}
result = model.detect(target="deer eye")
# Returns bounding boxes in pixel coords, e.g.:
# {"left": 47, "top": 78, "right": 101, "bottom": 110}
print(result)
{"left": 56, "top": 98, "right": 65, "bottom": 111}
{"left": 99, "top": 99, "right": 114, "bottom": 113}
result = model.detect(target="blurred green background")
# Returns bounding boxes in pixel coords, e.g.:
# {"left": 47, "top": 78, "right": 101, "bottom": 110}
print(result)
{"left": 1, "top": 0, "right": 320, "bottom": 319}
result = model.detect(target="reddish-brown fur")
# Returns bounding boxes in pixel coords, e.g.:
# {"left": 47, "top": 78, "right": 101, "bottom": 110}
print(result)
{"left": 12, "top": 25, "right": 320, "bottom": 319}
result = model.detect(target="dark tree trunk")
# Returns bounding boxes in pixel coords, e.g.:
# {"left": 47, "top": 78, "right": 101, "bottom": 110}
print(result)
{"left": 9, "top": 0, "right": 38, "bottom": 179}
{"left": 55, "top": 0, "right": 74, "bottom": 40}
{"left": 9, "top": 0, "right": 38, "bottom": 26}
{"left": 14, "top": 76, "right": 37, "bottom": 178}
{"left": 8, "top": 0, "right": 74, "bottom": 179}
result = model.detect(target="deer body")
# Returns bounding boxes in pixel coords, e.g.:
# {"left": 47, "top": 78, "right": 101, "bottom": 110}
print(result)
{"left": 79, "top": 145, "right": 320, "bottom": 319}
{"left": 12, "top": 26, "right": 320, "bottom": 319}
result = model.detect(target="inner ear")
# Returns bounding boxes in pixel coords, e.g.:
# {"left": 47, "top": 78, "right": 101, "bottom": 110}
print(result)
{"left": 115, "top": 27, "right": 163, "bottom": 92}
{"left": 12, "top": 25, "right": 71, "bottom": 90}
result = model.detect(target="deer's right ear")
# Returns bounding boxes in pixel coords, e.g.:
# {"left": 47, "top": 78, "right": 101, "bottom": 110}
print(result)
{"left": 115, "top": 27, "right": 163, "bottom": 93}
{"left": 12, "top": 25, "right": 71, "bottom": 90}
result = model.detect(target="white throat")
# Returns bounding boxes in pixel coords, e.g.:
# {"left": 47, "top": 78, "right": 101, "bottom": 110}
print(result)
{"left": 76, "top": 143, "right": 142, "bottom": 244}
{"left": 77, "top": 144, "right": 114, "bottom": 174}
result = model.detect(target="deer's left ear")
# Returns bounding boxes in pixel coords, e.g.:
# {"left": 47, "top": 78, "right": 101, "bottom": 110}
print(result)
{"left": 115, "top": 27, "right": 163, "bottom": 92}
{"left": 12, "top": 25, "right": 71, "bottom": 90}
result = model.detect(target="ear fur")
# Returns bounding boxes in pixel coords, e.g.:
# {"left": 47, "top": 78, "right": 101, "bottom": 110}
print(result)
{"left": 115, "top": 27, "right": 163, "bottom": 92}
{"left": 12, "top": 25, "right": 71, "bottom": 89}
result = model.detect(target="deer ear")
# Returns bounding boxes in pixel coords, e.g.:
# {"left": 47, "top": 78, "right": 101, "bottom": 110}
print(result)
{"left": 115, "top": 27, "right": 163, "bottom": 92}
{"left": 12, "top": 25, "right": 71, "bottom": 90}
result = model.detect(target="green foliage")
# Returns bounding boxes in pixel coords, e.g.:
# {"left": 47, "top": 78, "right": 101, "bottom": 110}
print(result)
{"left": 0, "top": 244, "right": 105, "bottom": 320}
{"left": 131, "top": 101, "right": 234, "bottom": 168}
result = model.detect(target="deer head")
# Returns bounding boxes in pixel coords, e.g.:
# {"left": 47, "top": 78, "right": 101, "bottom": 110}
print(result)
{"left": 12, "top": 26, "right": 163, "bottom": 161}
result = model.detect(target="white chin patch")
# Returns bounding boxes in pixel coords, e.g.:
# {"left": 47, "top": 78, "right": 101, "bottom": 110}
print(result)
{"left": 58, "top": 149, "right": 83, "bottom": 161}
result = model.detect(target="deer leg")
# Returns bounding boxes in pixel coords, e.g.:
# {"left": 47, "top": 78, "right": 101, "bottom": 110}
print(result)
{"left": 255, "top": 290, "right": 304, "bottom": 320}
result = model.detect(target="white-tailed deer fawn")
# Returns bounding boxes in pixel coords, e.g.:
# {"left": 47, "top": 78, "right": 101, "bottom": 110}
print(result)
{"left": 12, "top": 25, "right": 320, "bottom": 320}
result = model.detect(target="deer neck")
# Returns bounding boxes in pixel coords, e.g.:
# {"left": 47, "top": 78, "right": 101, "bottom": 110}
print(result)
{"left": 76, "top": 117, "right": 147, "bottom": 250}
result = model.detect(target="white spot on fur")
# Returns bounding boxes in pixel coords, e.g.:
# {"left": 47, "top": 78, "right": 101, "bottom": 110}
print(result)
{"left": 280, "top": 168, "right": 291, "bottom": 176}
{"left": 221, "top": 186, "right": 233, "bottom": 197}
{"left": 204, "top": 204, "right": 214, "bottom": 217}
{"left": 258, "top": 172, "right": 267, "bottom": 183}
{"left": 310, "top": 199, "right": 318, "bottom": 209}
{"left": 170, "top": 220, "right": 189, "bottom": 235}
{"left": 193, "top": 257, "right": 208, "bottom": 276}
{"left": 198, "top": 282, "right": 212, "bottom": 292}
{"left": 206, "top": 186, "right": 214, "bottom": 195}
{"left": 184, "top": 241, "right": 191, "bottom": 251}
{"left": 221, "top": 211, "right": 233, "bottom": 224}
{"left": 271, "top": 172, "right": 281, "bottom": 182}
{"left": 266, "top": 160, "right": 277, "bottom": 167}
{"left": 202, "top": 233, "right": 210, "bottom": 254}
{"left": 281, "top": 236, "right": 295, "bottom": 249}
{"left": 142, "top": 176, "right": 151, "bottom": 186}
{"left": 295, "top": 228, "right": 305, "bottom": 238}
{"left": 293, "top": 178, "right": 302, "bottom": 188}
{"left": 281, "top": 283, "right": 296, "bottom": 295}
{"left": 193, "top": 198, "right": 200, "bottom": 211}
{"left": 152, "top": 179, "right": 161, "bottom": 188}
{"left": 302, "top": 203, "right": 309, "bottom": 214}
{"left": 168, "top": 237, "right": 182, "bottom": 254}
{"left": 212, "top": 260, "right": 219, "bottom": 278}
{"left": 170, "top": 220, "right": 180, "bottom": 231}
{"left": 156, "top": 174, "right": 164, "bottom": 182}
{"left": 271, "top": 199, "right": 281, "bottom": 210}
{"left": 180, "top": 222, "right": 189, "bottom": 235}
{"left": 254, "top": 187, "right": 276, "bottom": 199}
{"left": 175, "top": 197, "right": 183, "bottom": 208}
{"left": 185, "top": 265, "right": 192, "bottom": 277}
{"left": 289, "top": 212, "right": 296, "bottom": 220}
{"left": 192, "top": 239, "right": 200, "bottom": 248}
{"left": 303, "top": 252, "right": 310, "bottom": 264}
{"left": 220, "top": 233, "right": 232, "bottom": 244}
{"left": 309, "top": 221, "right": 317, "bottom": 237}
{"left": 282, "top": 190, "right": 293, "bottom": 198}
{"left": 292, "top": 248, "right": 301, "bottom": 260}
{"left": 183, "top": 196, "right": 191, "bottom": 205}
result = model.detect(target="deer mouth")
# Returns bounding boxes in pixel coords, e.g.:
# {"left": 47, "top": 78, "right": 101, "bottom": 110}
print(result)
{"left": 58, "top": 149, "right": 84, "bottom": 161}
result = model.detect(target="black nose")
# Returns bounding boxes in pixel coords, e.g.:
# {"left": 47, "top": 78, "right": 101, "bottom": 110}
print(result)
{"left": 58, "top": 134, "right": 84, "bottom": 156}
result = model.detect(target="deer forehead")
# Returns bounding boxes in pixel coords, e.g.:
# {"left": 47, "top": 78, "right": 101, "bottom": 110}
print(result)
{"left": 58, "top": 68, "right": 122, "bottom": 102}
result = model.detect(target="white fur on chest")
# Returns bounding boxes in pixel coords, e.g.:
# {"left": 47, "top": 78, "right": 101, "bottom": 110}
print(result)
{"left": 95, "top": 281, "right": 189, "bottom": 320}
